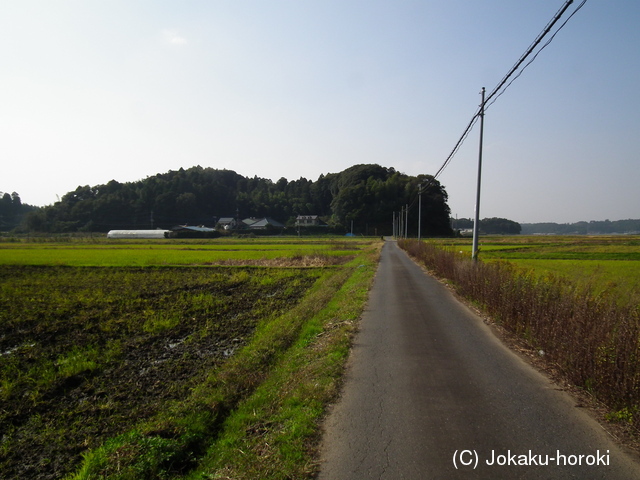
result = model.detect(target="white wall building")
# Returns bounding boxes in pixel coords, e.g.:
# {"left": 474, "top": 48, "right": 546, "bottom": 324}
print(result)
{"left": 107, "top": 230, "right": 169, "bottom": 239}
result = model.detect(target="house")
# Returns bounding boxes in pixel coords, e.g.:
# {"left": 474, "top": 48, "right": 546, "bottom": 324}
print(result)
{"left": 243, "top": 217, "right": 285, "bottom": 230}
{"left": 295, "top": 215, "right": 321, "bottom": 226}
{"left": 216, "top": 217, "right": 237, "bottom": 230}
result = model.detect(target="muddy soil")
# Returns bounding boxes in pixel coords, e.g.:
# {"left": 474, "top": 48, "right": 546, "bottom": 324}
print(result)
{"left": 0, "top": 266, "right": 318, "bottom": 480}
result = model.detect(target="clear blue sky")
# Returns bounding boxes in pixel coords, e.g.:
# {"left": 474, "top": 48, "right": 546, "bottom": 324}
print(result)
{"left": 1, "top": 1, "right": 638, "bottom": 223}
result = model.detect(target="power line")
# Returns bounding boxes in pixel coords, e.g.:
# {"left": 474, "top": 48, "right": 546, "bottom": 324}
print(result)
{"left": 425, "top": 0, "right": 586, "bottom": 188}
{"left": 486, "top": 0, "right": 588, "bottom": 110}
{"left": 399, "top": 0, "right": 586, "bottom": 236}
{"left": 484, "top": 0, "right": 578, "bottom": 106}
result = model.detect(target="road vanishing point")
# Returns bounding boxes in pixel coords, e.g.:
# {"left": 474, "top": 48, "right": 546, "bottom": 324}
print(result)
{"left": 318, "top": 240, "right": 640, "bottom": 479}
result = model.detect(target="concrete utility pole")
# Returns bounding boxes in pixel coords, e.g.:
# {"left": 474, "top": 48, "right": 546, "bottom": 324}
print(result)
{"left": 405, "top": 204, "right": 409, "bottom": 238}
{"left": 418, "top": 184, "right": 423, "bottom": 241}
{"left": 392, "top": 212, "right": 396, "bottom": 238}
{"left": 418, "top": 188, "right": 421, "bottom": 240}
{"left": 472, "top": 87, "right": 486, "bottom": 262}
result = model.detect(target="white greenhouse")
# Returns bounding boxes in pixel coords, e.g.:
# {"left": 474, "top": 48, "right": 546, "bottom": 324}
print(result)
{"left": 107, "top": 230, "right": 170, "bottom": 239}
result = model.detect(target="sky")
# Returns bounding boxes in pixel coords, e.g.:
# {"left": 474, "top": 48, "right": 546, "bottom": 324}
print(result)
{"left": 1, "top": 0, "right": 638, "bottom": 224}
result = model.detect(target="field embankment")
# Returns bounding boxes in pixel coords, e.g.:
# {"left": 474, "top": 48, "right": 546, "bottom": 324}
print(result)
{"left": 0, "top": 238, "right": 381, "bottom": 479}
{"left": 399, "top": 237, "right": 640, "bottom": 438}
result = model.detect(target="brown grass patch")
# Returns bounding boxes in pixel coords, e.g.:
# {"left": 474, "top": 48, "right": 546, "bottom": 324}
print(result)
{"left": 207, "top": 255, "right": 354, "bottom": 267}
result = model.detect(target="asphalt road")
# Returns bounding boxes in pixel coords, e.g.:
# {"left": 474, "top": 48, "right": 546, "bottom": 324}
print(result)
{"left": 317, "top": 240, "right": 640, "bottom": 479}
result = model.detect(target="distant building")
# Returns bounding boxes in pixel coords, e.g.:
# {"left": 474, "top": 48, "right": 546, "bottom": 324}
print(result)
{"left": 244, "top": 217, "right": 285, "bottom": 230}
{"left": 107, "top": 229, "right": 169, "bottom": 239}
{"left": 171, "top": 225, "right": 216, "bottom": 233}
{"left": 169, "top": 225, "right": 219, "bottom": 238}
{"left": 216, "top": 217, "right": 237, "bottom": 230}
{"left": 295, "top": 215, "right": 321, "bottom": 226}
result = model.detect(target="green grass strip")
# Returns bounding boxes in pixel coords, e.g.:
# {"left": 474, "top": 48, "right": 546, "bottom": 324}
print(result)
{"left": 187, "top": 248, "right": 379, "bottom": 479}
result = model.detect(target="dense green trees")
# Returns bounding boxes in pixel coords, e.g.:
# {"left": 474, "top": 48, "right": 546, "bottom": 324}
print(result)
{"left": 17, "top": 164, "right": 453, "bottom": 236}
{"left": 452, "top": 217, "right": 522, "bottom": 235}
{"left": 480, "top": 217, "right": 522, "bottom": 235}
{"left": 0, "top": 192, "right": 36, "bottom": 231}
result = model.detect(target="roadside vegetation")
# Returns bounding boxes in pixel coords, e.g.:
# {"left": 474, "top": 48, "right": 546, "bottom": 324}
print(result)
{"left": 399, "top": 236, "right": 640, "bottom": 438}
{"left": 437, "top": 235, "right": 640, "bottom": 304}
{"left": 0, "top": 237, "right": 381, "bottom": 479}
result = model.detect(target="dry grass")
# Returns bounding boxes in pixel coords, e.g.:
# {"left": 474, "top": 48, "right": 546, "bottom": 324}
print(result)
{"left": 206, "top": 254, "right": 355, "bottom": 267}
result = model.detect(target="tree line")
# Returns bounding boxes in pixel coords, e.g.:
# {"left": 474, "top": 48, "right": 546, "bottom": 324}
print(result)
{"left": 453, "top": 217, "right": 522, "bottom": 235}
{"left": 14, "top": 164, "right": 453, "bottom": 236}
{"left": 521, "top": 219, "right": 640, "bottom": 235}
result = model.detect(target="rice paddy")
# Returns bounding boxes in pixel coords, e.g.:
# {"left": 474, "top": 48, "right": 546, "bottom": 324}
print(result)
{"left": 0, "top": 239, "right": 362, "bottom": 267}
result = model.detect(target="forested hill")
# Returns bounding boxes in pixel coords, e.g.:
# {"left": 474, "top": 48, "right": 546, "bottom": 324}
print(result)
{"left": 20, "top": 164, "right": 452, "bottom": 236}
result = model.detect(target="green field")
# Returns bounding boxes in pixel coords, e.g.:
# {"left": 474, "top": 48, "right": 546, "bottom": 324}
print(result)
{"left": 0, "top": 237, "right": 381, "bottom": 480}
{"left": 426, "top": 235, "right": 640, "bottom": 304}
{"left": 0, "top": 238, "right": 363, "bottom": 267}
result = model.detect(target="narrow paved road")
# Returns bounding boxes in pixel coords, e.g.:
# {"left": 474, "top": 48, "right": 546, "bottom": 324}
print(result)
{"left": 318, "top": 240, "right": 640, "bottom": 479}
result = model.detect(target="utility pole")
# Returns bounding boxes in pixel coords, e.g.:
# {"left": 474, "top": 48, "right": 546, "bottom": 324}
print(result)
{"left": 405, "top": 204, "right": 409, "bottom": 238}
{"left": 392, "top": 212, "right": 396, "bottom": 238}
{"left": 418, "top": 184, "right": 423, "bottom": 241}
{"left": 393, "top": 212, "right": 398, "bottom": 239}
{"left": 418, "top": 185, "right": 422, "bottom": 241}
{"left": 394, "top": 211, "right": 398, "bottom": 238}
{"left": 472, "top": 87, "right": 486, "bottom": 261}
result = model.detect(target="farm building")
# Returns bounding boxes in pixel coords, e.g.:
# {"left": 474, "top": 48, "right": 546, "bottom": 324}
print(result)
{"left": 295, "top": 215, "right": 321, "bottom": 226}
{"left": 168, "top": 225, "right": 219, "bottom": 238}
{"left": 244, "top": 217, "right": 285, "bottom": 230}
{"left": 107, "top": 229, "right": 170, "bottom": 239}
{"left": 216, "top": 217, "right": 237, "bottom": 230}
{"left": 241, "top": 217, "right": 259, "bottom": 227}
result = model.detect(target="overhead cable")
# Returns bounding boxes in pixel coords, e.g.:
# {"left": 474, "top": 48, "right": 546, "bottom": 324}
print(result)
{"left": 424, "top": 0, "right": 586, "bottom": 190}
{"left": 484, "top": 0, "right": 578, "bottom": 105}
{"left": 486, "top": 0, "right": 587, "bottom": 110}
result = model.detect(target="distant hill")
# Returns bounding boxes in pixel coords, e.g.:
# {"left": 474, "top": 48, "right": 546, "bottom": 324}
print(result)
{"left": 15, "top": 164, "right": 453, "bottom": 236}
{"left": 452, "top": 217, "right": 522, "bottom": 235}
{"left": 521, "top": 219, "right": 640, "bottom": 235}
